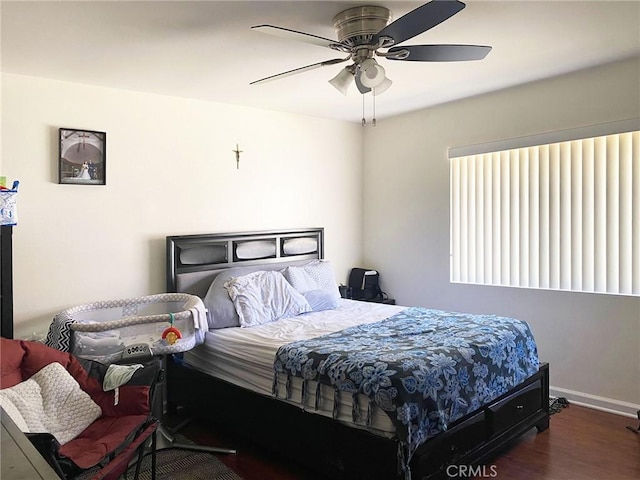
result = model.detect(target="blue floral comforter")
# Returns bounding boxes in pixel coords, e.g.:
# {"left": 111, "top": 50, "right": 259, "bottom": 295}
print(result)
{"left": 273, "top": 307, "right": 539, "bottom": 477}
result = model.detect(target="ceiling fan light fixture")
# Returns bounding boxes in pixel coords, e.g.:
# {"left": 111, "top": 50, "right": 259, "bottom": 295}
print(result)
{"left": 373, "top": 77, "right": 393, "bottom": 96}
{"left": 328, "top": 67, "right": 354, "bottom": 95}
{"left": 359, "top": 58, "right": 386, "bottom": 88}
{"left": 354, "top": 72, "right": 372, "bottom": 94}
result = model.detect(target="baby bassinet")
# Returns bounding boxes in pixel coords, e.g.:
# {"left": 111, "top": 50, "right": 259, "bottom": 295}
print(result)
{"left": 46, "top": 293, "right": 207, "bottom": 363}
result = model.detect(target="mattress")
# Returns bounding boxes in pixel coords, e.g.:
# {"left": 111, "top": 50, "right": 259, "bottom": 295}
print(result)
{"left": 183, "top": 298, "right": 405, "bottom": 436}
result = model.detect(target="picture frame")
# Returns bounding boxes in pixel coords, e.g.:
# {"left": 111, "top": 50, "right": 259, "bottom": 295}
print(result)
{"left": 58, "top": 128, "right": 106, "bottom": 185}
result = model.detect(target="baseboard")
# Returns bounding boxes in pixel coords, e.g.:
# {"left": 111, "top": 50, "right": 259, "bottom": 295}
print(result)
{"left": 550, "top": 386, "right": 640, "bottom": 418}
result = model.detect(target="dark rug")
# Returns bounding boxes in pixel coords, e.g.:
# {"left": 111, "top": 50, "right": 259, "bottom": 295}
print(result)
{"left": 549, "top": 396, "right": 569, "bottom": 415}
{"left": 126, "top": 434, "right": 243, "bottom": 480}
{"left": 71, "top": 433, "right": 243, "bottom": 480}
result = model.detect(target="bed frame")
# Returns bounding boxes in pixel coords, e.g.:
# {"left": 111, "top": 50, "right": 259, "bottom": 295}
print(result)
{"left": 165, "top": 228, "right": 550, "bottom": 480}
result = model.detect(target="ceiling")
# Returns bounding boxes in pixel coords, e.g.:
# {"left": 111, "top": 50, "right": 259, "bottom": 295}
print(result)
{"left": 2, "top": 1, "right": 639, "bottom": 124}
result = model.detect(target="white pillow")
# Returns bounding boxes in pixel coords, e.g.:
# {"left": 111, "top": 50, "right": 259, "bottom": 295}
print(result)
{"left": 303, "top": 289, "right": 339, "bottom": 311}
{"left": 204, "top": 266, "right": 268, "bottom": 329}
{"left": 282, "top": 260, "right": 340, "bottom": 294}
{"left": 224, "top": 270, "right": 311, "bottom": 327}
{"left": 0, "top": 362, "right": 102, "bottom": 445}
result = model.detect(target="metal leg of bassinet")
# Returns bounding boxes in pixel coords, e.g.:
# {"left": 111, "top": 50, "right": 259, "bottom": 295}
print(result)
{"left": 156, "top": 354, "right": 236, "bottom": 455}
{"left": 156, "top": 417, "right": 237, "bottom": 454}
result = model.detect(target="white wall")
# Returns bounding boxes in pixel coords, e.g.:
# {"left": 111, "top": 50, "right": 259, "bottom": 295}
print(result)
{"left": 3, "top": 58, "right": 639, "bottom": 415}
{"left": 363, "top": 57, "right": 640, "bottom": 413}
{"left": 2, "top": 74, "right": 363, "bottom": 339}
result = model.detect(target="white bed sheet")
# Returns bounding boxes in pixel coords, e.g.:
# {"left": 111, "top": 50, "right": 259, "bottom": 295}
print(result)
{"left": 183, "top": 298, "right": 405, "bottom": 436}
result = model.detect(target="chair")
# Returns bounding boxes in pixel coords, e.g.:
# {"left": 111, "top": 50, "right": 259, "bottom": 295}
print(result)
{"left": 0, "top": 338, "right": 160, "bottom": 480}
{"left": 47, "top": 292, "right": 235, "bottom": 457}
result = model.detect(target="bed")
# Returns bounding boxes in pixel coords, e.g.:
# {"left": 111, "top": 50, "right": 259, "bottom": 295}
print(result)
{"left": 165, "top": 227, "right": 549, "bottom": 480}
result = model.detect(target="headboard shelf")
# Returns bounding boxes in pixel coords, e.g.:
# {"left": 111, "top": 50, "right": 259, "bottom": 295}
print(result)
{"left": 166, "top": 227, "right": 324, "bottom": 294}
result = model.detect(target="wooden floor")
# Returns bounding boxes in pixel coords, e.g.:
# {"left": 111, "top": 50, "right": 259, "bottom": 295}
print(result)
{"left": 174, "top": 404, "right": 640, "bottom": 480}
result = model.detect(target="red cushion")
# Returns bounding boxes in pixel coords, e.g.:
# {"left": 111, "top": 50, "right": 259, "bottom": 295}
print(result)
{"left": 99, "top": 385, "right": 151, "bottom": 417}
{"left": 0, "top": 339, "right": 101, "bottom": 392}
{"left": 58, "top": 415, "right": 149, "bottom": 468}
{"left": 0, "top": 339, "right": 150, "bottom": 414}
{"left": 1, "top": 338, "right": 154, "bottom": 469}
{"left": 0, "top": 338, "right": 27, "bottom": 388}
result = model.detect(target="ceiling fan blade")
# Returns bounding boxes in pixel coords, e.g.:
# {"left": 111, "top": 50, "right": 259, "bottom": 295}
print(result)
{"left": 372, "top": 0, "right": 466, "bottom": 47}
{"left": 387, "top": 44, "right": 492, "bottom": 62}
{"left": 252, "top": 25, "right": 344, "bottom": 49}
{"left": 250, "top": 58, "right": 349, "bottom": 85}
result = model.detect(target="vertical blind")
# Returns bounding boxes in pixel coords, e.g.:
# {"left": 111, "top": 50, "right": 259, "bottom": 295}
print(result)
{"left": 450, "top": 126, "right": 639, "bottom": 296}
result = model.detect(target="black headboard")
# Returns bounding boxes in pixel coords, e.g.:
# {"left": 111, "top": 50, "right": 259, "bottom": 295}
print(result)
{"left": 166, "top": 227, "right": 324, "bottom": 298}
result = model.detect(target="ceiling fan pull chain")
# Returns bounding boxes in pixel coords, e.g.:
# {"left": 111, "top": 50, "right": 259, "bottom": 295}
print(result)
{"left": 362, "top": 94, "right": 366, "bottom": 127}
{"left": 372, "top": 94, "right": 377, "bottom": 127}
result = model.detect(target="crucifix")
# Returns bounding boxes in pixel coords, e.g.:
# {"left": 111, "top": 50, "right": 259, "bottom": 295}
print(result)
{"left": 232, "top": 144, "right": 243, "bottom": 169}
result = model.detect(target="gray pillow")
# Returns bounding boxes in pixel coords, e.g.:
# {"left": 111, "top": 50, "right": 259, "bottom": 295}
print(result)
{"left": 203, "top": 266, "right": 268, "bottom": 329}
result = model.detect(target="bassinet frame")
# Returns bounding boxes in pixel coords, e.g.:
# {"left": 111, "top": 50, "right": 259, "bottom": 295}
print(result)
{"left": 48, "top": 293, "right": 205, "bottom": 362}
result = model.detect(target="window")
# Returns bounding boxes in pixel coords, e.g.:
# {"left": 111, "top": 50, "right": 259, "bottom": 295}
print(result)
{"left": 449, "top": 120, "right": 639, "bottom": 296}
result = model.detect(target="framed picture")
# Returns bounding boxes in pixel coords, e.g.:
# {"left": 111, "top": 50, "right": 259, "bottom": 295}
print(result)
{"left": 58, "top": 128, "right": 106, "bottom": 185}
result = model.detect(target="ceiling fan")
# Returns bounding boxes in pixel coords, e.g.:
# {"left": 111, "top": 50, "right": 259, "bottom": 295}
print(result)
{"left": 250, "top": 0, "right": 492, "bottom": 96}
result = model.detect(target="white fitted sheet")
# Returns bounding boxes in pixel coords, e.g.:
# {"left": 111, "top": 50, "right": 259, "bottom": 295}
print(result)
{"left": 183, "top": 298, "right": 405, "bottom": 436}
